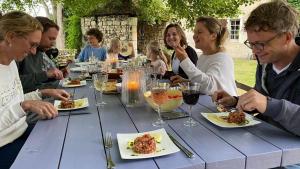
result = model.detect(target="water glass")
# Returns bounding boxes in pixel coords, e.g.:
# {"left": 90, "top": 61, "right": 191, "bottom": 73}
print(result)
{"left": 93, "top": 72, "right": 108, "bottom": 106}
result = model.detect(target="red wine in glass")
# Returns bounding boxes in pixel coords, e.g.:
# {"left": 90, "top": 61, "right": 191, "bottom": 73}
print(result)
{"left": 181, "top": 82, "right": 201, "bottom": 127}
{"left": 182, "top": 90, "right": 201, "bottom": 105}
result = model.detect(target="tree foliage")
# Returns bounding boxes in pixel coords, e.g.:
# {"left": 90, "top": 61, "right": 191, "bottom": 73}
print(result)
{"left": 65, "top": 15, "right": 82, "bottom": 49}
{"left": 288, "top": 0, "right": 300, "bottom": 11}
{"left": 1, "top": 0, "right": 257, "bottom": 25}
{"left": 165, "top": 0, "right": 255, "bottom": 26}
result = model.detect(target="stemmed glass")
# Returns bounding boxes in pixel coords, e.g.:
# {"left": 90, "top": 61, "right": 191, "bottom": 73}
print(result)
{"left": 93, "top": 72, "right": 108, "bottom": 106}
{"left": 151, "top": 82, "right": 169, "bottom": 127}
{"left": 180, "top": 82, "right": 201, "bottom": 127}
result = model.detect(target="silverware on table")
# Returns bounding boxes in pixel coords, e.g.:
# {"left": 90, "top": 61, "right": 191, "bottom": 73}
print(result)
{"left": 167, "top": 133, "right": 194, "bottom": 158}
{"left": 104, "top": 132, "right": 115, "bottom": 169}
{"left": 59, "top": 112, "right": 91, "bottom": 116}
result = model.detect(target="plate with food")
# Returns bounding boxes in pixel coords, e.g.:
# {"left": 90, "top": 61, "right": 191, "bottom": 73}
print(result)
{"left": 116, "top": 128, "right": 179, "bottom": 159}
{"left": 102, "top": 80, "right": 119, "bottom": 94}
{"left": 54, "top": 98, "right": 89, "bottom": 111}
{"left": 201, "top": 111, "right": 261, "bottom": 128}
{"left": 62, "top": 79, "right": 87, "bottom": 87}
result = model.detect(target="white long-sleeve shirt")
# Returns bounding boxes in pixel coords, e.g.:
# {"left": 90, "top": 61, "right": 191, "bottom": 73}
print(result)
{"left": 180, "top": 52, "right": 237, "bottom": 96}
{"left": 0, "top": 61, "right": 41, "bottom": 147}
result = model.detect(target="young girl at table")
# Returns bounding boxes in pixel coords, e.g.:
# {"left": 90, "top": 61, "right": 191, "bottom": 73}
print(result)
{"left": 0, "top": 11, "right": 70, "bottom": 169}
{"left": 146, "top": 41, "right": 168, "bottom": 76}
{"left": 107, "top": 38, "right": 135, "bottom": 61}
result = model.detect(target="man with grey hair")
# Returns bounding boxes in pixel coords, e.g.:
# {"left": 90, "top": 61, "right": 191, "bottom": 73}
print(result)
{"left": 213, "top": 0, "right": 300, "bottom": 138}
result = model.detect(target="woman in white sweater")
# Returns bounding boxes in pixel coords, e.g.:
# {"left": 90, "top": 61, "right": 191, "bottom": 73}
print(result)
{"left": 0, "top": 11, "right": 70, "bottom": 168}
{"left": 170, "top": 16, "right": 237, "bottom": 96}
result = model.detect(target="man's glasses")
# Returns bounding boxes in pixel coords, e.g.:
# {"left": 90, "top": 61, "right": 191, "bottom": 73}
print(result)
{"left": 244, "top": 33, "right": 281, "bottom": 51}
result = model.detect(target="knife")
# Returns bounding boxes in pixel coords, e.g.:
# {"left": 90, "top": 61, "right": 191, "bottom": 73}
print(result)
{"left": 167, "top": 133, "right": 194, "bottom": 158}
{"left": 59, "top": 112, "right": 91, "bottom": 116}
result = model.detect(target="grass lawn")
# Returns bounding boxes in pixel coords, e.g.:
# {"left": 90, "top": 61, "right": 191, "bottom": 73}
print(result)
{"left": 233, "top": 58, "right": 257, "bottom": 88}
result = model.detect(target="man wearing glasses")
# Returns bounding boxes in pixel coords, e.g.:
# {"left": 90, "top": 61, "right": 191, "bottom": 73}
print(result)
{"left": 213, "top": 0, "right": 300, "bottom": 140}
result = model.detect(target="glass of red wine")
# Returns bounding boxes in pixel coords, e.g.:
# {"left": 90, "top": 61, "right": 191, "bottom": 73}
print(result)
{"left": 151, "top": 82, "right": 169, "bottom": 127}
{"left": 180, "top": 82, "right": 201, "bottom": 127}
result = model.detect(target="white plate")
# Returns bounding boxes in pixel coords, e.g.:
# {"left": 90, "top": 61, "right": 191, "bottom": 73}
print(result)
{"left": 54, "top": 98, "right": 89, "bottom": 111}
{"left": 70, "top": 67, "right": 85, "bottom": 72}
{"left": 74, "top": 62, "right": 93, "bottom": 66}
{"left": 117, "top": 128, "right": 180, "bottom": 159}
{"left": 201, "top": 112, "right": 261, "bottom": 128}
{"left": 62, "top": 80, "right": 87, "bottom": 87}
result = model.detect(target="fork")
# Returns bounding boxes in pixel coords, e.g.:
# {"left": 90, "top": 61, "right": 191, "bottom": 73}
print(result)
{"left": 104, "top": 132, "right": 115, "bottom": 169}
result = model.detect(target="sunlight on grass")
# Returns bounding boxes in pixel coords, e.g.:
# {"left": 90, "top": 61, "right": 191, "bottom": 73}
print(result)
{"left": 234, "top": 58, "right": 257, "bottom": 88}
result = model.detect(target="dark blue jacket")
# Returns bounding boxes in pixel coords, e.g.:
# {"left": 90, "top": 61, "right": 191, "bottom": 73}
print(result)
{"left": 255, "top": 51, "right": 300, "bottom": 136}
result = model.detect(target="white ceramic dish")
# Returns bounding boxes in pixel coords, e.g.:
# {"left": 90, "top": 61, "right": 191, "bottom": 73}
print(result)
{"left": 116, "top": 128, "right": 179, "bottom": 159}
{"left": 54, "top": 98, "right": 89, "bottom": 111}
{"left": 201, "top": 112, "right": 261, "bottom": 128}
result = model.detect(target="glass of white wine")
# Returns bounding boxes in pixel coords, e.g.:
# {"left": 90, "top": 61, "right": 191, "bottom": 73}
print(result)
{"left": 93, "top": 72, "right": 108, "bottom": 106}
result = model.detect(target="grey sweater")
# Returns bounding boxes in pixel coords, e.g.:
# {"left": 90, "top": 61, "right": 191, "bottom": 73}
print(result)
{"left": 17, "top": 51, "right": 59, "bottom": 93}
{"left": 255, "top": 52, "right": 300, "bottom": 136}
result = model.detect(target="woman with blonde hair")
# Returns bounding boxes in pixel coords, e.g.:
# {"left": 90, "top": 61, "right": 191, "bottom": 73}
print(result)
{"left": 107, "top": 38, "right": 135, "bottom": 60}
{"left": 0, "top": 11, "right": 69, "bottom": 168}
{"left": 146, "top": 41, "right": 168, "bottom": 76}
{"left": 170, "top": 16, "right": 237, "bottom": 96}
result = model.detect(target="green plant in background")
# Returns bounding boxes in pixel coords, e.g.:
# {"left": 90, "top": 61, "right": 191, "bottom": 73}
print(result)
{"left": 233, "top": 58, "right": 257, "bottom": 87}
{"left": 288, "top": 0, "right": 300, "bottom": 11}
{"left": 65, "top": 15, "right": 82, "bottom": 50}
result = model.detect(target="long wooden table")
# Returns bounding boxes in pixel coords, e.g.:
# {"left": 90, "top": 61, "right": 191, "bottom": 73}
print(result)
{"left": 11, "top": 81, "right": 300, "bottom": 169}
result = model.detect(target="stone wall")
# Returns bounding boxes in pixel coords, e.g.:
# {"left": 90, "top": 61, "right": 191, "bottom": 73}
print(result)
{"left": 137, "top": 21, "right": 167, "bottom": 54}
{"left": 81, "top": 15, "right": 138, "bottom": 54}
{"left": 81, "top": 15, "right": 167, "bottom": 55}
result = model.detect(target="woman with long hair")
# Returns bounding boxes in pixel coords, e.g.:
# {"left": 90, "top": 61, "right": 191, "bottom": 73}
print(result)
{"left": 170, "top": 16, "right": 237, "bottom": 96}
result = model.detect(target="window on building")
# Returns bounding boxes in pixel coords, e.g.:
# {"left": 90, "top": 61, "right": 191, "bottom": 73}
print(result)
{"left": 230, "top": 19, "right": 240, "bottom": 40}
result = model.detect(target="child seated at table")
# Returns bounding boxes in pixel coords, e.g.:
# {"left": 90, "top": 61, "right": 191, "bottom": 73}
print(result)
{"left": 107, "top": 38, "right": 135, "bottom": 60}
{"left": 146, "top": 41, "right": 168, "bottom": 76}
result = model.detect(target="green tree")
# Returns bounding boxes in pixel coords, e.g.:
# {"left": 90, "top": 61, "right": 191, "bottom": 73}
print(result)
{"left": 288, "top": 0, "right": 300, "bottom": 11}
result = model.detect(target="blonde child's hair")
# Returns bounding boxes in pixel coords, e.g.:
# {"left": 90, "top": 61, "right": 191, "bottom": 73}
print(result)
{"left": 147, "top": 41, "right": 164, "bottom": 60}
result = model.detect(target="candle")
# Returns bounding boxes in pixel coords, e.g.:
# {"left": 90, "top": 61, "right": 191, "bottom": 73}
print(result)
{"left": 128, "top": 81, "right": 139, "bottom": 90}
{"left": 127, "top": 81, "right": 140, "bottom": 105}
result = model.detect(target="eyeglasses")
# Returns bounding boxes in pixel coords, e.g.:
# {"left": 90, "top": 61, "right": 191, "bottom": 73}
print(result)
{"left": 21, "top": 36, "right": 40, "bottom": 49}
{"left": 244, "top": 34, "right": 281, "bottom": 51}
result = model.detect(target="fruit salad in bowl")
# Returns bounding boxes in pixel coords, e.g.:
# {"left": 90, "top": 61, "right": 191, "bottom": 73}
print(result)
{"left": 144, "top": 87, "right": 183, "bottom": 112}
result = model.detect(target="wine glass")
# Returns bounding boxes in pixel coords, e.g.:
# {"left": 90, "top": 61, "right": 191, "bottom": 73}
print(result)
{"left": 93, "top": 72, "right": 108, "bottom": 106}
{"left": 151, "top": 82, "right": 169, "bottom": 127}
{"left": 180, "top": 82, "right": 201, "bottom": 127}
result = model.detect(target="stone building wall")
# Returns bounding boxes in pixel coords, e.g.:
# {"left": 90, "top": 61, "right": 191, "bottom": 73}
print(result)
{"left": 81, "top": 15, "right": 167, "bottom": 55}
{"left": 137, "top": 21, "right": 167, "bottom": 54}
{"left": 81, "top": 15, "right": 138, "bottom": 54}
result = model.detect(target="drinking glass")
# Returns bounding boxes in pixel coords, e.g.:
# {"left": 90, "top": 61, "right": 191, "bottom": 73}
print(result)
{"left": 180, "top": 82, "right": 201, "bottom": 127}
{"left": 93, "top": 72, "right": 108, "bottom": 106}
{"left": 151, "top": 82, "right": 169, "bottom": 127}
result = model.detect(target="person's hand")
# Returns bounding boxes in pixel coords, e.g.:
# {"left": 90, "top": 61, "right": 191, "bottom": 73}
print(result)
{"left": 170, "top": 75, "right": 189, "bottom": 86}
{"left": 21, "top": 100, "right": 58, "bottom": 119}
{"left": 212, "top": 90, "right": 237, "bottom": 107}
{"left": 174, "top": 45, "right": 188, "bottom": 61}
{"left": 47, "top": 68, "right": 64, "bottom": 80}
{"left": 40, "top": 89, "right": 70, "bottom": 101}
{"left": 61, "top": 67, "right": 70, "bottom": 78}
{"left": 236, "top": 89, "right": 267, "bottom": 113}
